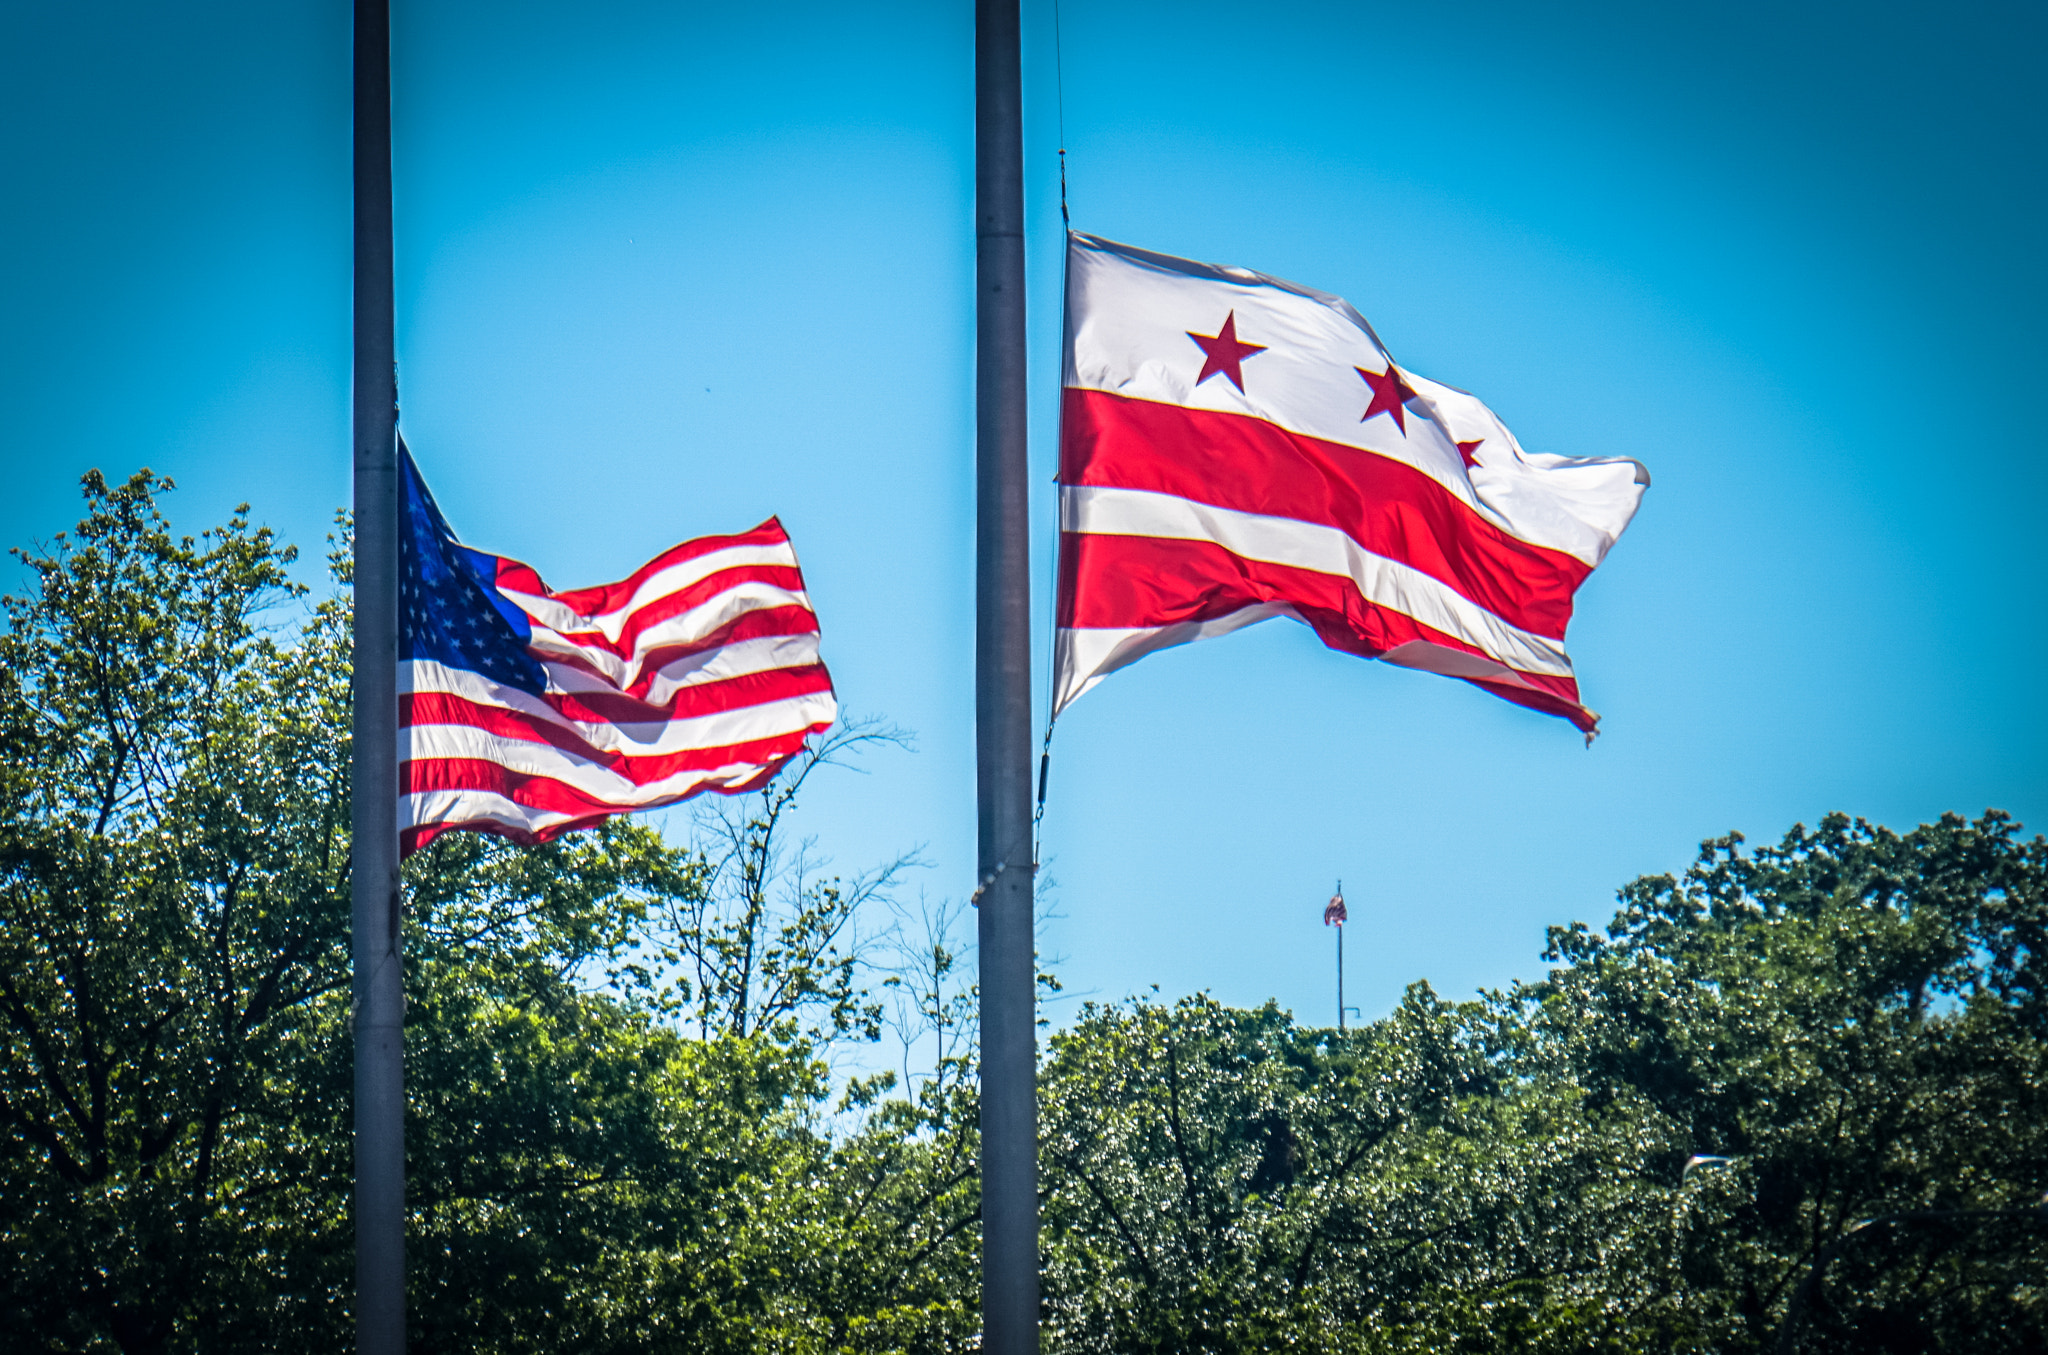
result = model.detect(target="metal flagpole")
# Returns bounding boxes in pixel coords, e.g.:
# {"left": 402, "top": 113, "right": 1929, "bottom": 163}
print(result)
{"left": 974, "top": 0, "right": 1037, "bottom": 1349}
{"left": 352, "top": 1, "right": 405, "bottom": 1350}
{"left": 1326, "top": 881, "right": 1347, "bottom": 1031}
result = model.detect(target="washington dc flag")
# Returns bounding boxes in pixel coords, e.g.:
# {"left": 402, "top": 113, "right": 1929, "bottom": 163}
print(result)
{"left": 1053, "top": 233, "right": 1650, "bottom": 735}
{"left": 397, "top": 447, "right": 837, "bottom": 853}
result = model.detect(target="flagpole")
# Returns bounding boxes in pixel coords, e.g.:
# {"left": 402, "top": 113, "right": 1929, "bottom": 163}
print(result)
{"left": 1336, "top": 918, "right": 1344, "bottom": 1031}
{"left": 351, "top": 0, "right": 406, "bottom": 1350}
{"left": 974, "top": 0, "right": 1038, "bottom": 1348}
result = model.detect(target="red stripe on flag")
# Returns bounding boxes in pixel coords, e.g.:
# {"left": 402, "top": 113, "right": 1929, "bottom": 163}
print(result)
{"left": 1061, "top": 388, "right": 1588, "bottom": 640}
{"left": 1455, "top": 675, "right": 1598, "bottom": 729}
{"left": 530, "top": 605, "right": 824, "bottom": 699}
{"left": 406, "top": 658, "right": 833, "bottom": 730}
{"left": 490, "top": 517, "right": 794, "bottom": 613}
{"left": 1059, "top": 531, "right": 1590, "bottom": 723}
{"left": 403, "top": 739, "right": 813, "bottom": 800}
{"left": 548, "top": 663, "right": 833, "bottom": 727}
{"left": 401, "top": 727, "right": 817, "bottom": 807}
{"left": 402, "top": 687, "right": 833, "bottom": 784}
{"left": 399, "top": 754, "right": 795, "bottom": 855}
{"left": 534, "top": 564, "right": 812, "bottom": 661}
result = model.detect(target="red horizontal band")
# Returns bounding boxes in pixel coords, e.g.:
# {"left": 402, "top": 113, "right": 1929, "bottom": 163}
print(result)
{"left": 550, "top": 661, "right": 832, "bottom": 727}
{"left": 398, "top": 752, "right": 796, "bottom": 855}
{"left": 1060, "top": 388, "right": 1588, "bottom": 639}
{"left": 402, "top": 683, "right": 832, "bottom": 784}
{"left": 401, "top": 725, "right": 816, "bottom": 804}
{"left": 1059, "top": 532, "right": 1589, "bottom": 724}
{"left": 1455, "top": 674, "right": 1595, "bottom": 729}
{"left": 501, "top": 644, "right": 831, "bottom": 725}
{"left": 532, "top": 605, "right": 824, "bottom": 701}
{"left": 488, "top": 516, "right": 792, "bottom": 614}
{"left": 529, "top": 564, "right": 812, "bottom": 662}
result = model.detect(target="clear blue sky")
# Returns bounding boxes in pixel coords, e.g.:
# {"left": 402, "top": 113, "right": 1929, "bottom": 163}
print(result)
{"left": 4, "top": 0, "right": 2041, "bottom": 1026}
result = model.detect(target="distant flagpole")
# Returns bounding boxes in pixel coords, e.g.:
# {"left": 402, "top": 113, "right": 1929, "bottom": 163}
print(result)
{"left": 974, "top": 0, "right": 1038, "bottom": 1348}
{"left": 351, "top": 0, "right": 405, "bottom": 1350}
{"left": 1326, "top": 882, "right": 1347, "bottom": 1030}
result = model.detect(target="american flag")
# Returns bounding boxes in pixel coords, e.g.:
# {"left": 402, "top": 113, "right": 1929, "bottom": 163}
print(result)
{"left": 397, "top": 446, "right": 836, "bottom": 854}
{"left": 1053, "top": 234, "right": 1649, "bottom": 736}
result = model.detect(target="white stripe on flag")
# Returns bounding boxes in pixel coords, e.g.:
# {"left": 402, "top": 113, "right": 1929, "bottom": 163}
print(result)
{"left": 405, "top": 661, "right": 836, "bottom": 761}
{"left": 404, "top": 707, "right": 835, "bottom": 802}
{"left": 519, "top": 581, "right": 820, "bottom": 686}
{"left": 539, "top": 632, "right": 826, "bottom": 707}
{"left": 1053, "top": 605, "right": 1288, "bottom": 712}
{"left": 500, "top": 541, "right": 802, "bottom": 640}
{"left": 1061, "top": 484, "right": 1577, "bottom": 680}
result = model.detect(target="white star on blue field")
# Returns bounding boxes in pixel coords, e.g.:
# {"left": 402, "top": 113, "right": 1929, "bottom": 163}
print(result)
{"left": 3, "top": 0, "right": 2041, "bottom": 1026}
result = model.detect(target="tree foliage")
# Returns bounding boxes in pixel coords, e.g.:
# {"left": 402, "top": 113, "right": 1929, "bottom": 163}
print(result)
{"left": 2, "top": 473, "right": 2042, "bottom": 1354}
{"left": 0, "top": 474, "right": 974, "bottom": 1353}
{"left": 0, "top": 471, "right": 349, "bottom": 1351}
{"left": 1530, "top": 811, "right": 2048, "bottom": 1351}
{"left": 1038, "top": 813, "right": 2048, "bottom": 1354}
{"left": 647, "top": 721, "right": 914, "bottom": 1046}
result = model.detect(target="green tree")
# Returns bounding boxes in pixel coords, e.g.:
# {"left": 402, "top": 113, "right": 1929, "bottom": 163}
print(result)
{"left": 645, "top": 721, "right": 914, "bottom": 1047}
{"left": 10, "top": 470, "right": 2042, "bottom": 1355}
{"left": 1039, "top": 988, "right": 1499, "bottom": 1353}
{"left": 1033, "top": 812, "right": 2048, "bottom": 1355}
{"left": 1530, "top": 811, "right": 2048, "bottom": 1352}
{"left": 0, "top": 471, "right": 980, "bottom": 1354}
{"left": 0, "top": 471, "right": 349, "bottom": 1352}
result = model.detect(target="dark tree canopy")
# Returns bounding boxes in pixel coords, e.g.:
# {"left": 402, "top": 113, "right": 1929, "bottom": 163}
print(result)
{"left": 2, "top": 473, "right": 2040, "bottom": 1354}
{"left": 1039, "top": 812, "right": 2048, "bottom": 1354}
{"left": 0, "top": 475, "right": 978, "bottom": 1353}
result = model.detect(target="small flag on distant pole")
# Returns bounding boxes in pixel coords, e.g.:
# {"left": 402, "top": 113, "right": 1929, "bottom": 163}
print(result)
{"left": 396, "top": 444, "right": 837, "bottom": 853}
{"left": 1052, "top": 234, "right": 1649, "bottom": 738}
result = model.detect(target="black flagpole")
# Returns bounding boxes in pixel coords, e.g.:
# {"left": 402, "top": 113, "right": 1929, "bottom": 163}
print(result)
{"left": 974, "top": 0, "right": 1038, "bottom": 1349}
{"left": 352, "top": 0, "right": 405, "bottom": 1350}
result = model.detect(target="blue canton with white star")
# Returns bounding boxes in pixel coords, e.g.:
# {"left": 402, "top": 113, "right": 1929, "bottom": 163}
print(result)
{"left": 400, "top": 446, "right": 547, "bottom": 696}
